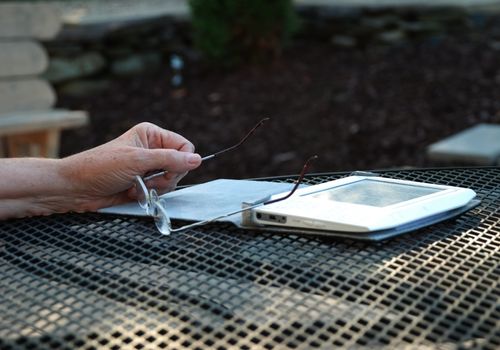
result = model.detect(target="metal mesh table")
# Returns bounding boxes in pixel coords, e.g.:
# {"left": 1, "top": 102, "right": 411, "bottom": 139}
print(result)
{"left": 1, "top": 168, "right": 499, "bottom": 350}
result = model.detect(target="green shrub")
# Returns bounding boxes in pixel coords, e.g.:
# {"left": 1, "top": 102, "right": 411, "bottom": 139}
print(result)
{"left": 189, "top": 0, "right": 299, "bottom": 66}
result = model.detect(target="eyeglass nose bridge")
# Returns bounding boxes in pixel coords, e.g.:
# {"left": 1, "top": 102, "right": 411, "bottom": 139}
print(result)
{"left": 135, "top": 176, "right": 159, "bottom": 211}
{"left": 135, "top": 175, "right": 150, "bottom": 210}
{"left": 152, "top": 198, "right": 172, "bottom": 235}
{"left": 148, "top": 188, "right": 159, "bottom": 206}
{"left": 135, "top": 175, "right": 173, "bottom": 235}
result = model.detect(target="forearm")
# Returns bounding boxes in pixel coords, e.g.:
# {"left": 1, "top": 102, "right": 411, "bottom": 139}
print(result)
{"left": 0, "top": 123, "right": 201, "bottom": 220}
{"left": 0, "top": 158, "right": 86, "bottom": 219}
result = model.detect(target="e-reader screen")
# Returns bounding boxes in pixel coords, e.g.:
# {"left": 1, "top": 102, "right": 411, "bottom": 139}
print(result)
{"left": 308, "top": 179, "right": 443, "bottom": 207}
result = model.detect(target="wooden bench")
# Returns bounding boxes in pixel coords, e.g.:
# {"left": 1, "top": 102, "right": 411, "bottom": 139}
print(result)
{"left": 0, "top": 3, "right": 88, "bottom": 158}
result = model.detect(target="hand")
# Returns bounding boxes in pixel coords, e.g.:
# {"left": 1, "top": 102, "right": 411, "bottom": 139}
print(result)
{"left": 61, "top": 122, "right": 202, "bottom": 211}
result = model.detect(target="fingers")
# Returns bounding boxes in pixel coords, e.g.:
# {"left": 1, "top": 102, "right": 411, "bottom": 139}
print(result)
{"left": 134, "top": 122, "right": 195, "bottom": 152}
{"left": 127, "top": 171, "right": 186, "bottom": 200}
{"left": 123, "top": 123, "right": 201, "bottom": 198}
{"left": 158, "top": 129, "right": 195, "bottom": 152}
{"left": 141, "top": 148, "right": 202, "bottom": 174}
{"left": 147, "top": 171, "right": 186, "bottom": 194}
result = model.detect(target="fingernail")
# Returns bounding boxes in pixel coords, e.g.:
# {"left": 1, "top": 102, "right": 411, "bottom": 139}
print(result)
{"left": 187, "top": 153, "right": 201, "bottom": 165}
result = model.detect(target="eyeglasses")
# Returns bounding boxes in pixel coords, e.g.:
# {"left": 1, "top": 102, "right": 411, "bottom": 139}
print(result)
{"left": 135, "top": 118, "right": 317, "bottom": 235}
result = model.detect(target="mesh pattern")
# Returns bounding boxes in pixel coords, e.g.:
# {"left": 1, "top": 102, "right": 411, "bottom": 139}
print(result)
{"left": 1, "top": 168, "right": 499, "bottom": 350}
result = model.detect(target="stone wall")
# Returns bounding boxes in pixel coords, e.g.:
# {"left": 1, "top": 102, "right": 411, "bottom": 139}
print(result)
{"left": 42, "top": 16, "right": 191, "bottom": 96}
{"left": 42, "top": 6, "right": 498, "bottom": 97}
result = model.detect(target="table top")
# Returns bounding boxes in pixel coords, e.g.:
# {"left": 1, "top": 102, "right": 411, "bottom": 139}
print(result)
{"left": 1, "top": 167, "right": 499, "bottom": 350}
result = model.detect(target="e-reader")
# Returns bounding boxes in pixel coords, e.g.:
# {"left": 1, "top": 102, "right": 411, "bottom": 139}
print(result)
{"left": 250, "top": 175, "right": 477, "bottom": 234}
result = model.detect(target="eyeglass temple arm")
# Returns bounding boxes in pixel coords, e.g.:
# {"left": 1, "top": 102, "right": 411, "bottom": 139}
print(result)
{"left": 168, "top": 155, "right": 318, "bottom": 233}
{"left": 143, "top": 118, "right": 269, "bottom": 181}
{"left": 202, "top": 117, "right": 270, "bottom": 160}
{"left": 263, "top": 155, "right": 318, "bottom": 205}
{"left": 168, "top": 199, "right": 270, "bottom": 233}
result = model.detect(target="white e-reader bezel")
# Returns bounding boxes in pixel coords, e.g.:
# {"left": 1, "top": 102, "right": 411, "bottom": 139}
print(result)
{"left": 250, "top": 176, "right": 476, "bottom": 233}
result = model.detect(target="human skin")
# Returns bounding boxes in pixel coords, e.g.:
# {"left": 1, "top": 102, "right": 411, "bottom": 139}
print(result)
{"left": 0, "top": 122, "right": 202, "bottom": 219}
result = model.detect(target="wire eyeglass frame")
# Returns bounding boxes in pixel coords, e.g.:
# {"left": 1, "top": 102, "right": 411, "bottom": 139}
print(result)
{"left": 134, "top": 118, "right": 316, "bottom": 235}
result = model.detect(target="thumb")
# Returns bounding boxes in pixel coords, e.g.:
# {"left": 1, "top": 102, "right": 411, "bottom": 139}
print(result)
{"left": 141, "top": 149, "right": 202, "bottom": 173}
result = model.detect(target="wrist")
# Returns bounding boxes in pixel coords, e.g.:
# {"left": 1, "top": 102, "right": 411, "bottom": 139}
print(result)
{"left": 57, "top": 156, "right": 101, "bottom": 213}
{"left": 0, "top": 158, "right": 93, "bottom": 219}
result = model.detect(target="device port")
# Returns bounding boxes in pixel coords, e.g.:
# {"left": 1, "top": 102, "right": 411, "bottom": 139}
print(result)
{"left": 256, "top": 213, "right": 287, "bottom": 224}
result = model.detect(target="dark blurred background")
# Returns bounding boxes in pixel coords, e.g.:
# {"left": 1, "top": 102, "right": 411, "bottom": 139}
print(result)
{"left": 38, "top": 0, "right": 500, "bottom": 184}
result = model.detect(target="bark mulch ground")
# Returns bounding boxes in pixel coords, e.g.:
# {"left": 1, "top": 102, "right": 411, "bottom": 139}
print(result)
{"left": 58, "top": 27, "right": 500, "bottom": 185}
